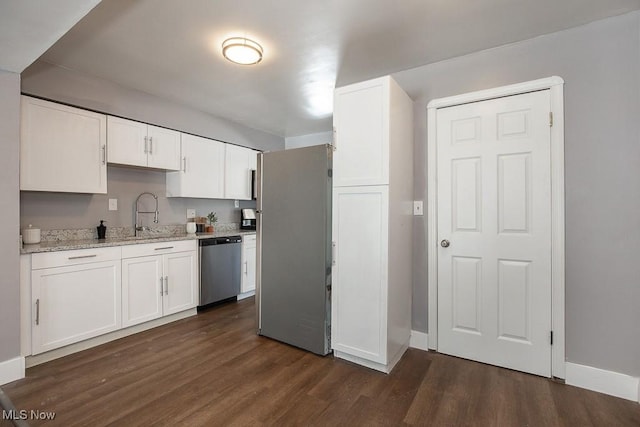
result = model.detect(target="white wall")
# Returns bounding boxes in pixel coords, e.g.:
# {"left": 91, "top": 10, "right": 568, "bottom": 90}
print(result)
{"left": 22, "top": 60, "right": 284, "bottom": 152}
{"left": 0, "top": 71, "right": 21, "bottom": 363}
{"left": 285, "top": 131, "right": 332, "bottom": 149}
{"left": 394, "top": 11, "right": 640, "bottom": 377}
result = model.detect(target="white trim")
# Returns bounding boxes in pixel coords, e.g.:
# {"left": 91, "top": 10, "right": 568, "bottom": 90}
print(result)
{"left": 409, "top": 330, "right": 429, "bottom": 351}
{"left": 565, "top": 362, "right": 639, "bottom": 402}
{"left": 0, "top": 356, "right": 25, "bottom": 386}
{"left": 237, "top": 290, "right": 255, "bottom": 301}
{"left": 426, "top": 76, "right": 565, "bottom": 109}
{"left": 334, "top": 340, "right": 408, "bottom": 374}
{"left": 426, "top": 76, "right": 566, "bottom": 377}
{"left": 427, "top": 106, "right": 438, "bottom": 351}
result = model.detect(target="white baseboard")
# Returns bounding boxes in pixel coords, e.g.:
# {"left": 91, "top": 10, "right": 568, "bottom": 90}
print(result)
{"left": 237, "top": 290, "right": 255, "bottom": 301}
{"left": 565, "top": 362, "right": 639, "bottom": 402}
{"left": 409, "top": 330, "right": 429, "bottom": 351}
{"left": 0, "top": 356, "right": 25, "bottom": 386}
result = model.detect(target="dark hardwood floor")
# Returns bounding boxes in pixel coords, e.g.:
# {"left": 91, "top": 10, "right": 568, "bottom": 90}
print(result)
{"left": 2, "top": 297, "right": 639, "bottom": 426}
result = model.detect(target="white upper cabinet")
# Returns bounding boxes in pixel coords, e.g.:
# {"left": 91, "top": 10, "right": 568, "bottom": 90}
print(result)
{"left": 147, "top": 125, "right": 182, "bottom": 170}
{"left": 224, "top": 144, "right": 256, "bottom": 200}
{"left": 166, "top": 133, "right": 225, "bottom": 198}
{"left": 20, "top": 96, "right": 107, "bottom": 194}
{"left": 107, "top": 116, "right": 181, "bottom": 171}
{"left": 333, "top": 78, "right": 389, "bottom": 187}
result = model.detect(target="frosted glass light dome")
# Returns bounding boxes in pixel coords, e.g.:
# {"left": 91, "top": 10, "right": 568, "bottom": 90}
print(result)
{"left": 222, "top": 37, "right": 263, "bottom": 65}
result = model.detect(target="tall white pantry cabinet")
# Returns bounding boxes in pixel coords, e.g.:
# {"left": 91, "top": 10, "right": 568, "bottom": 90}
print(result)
{"left": 331, "top": 76, "right": 413, "bottom": 373}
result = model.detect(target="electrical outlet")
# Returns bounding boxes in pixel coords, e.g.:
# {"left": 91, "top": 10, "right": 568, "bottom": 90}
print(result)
{"left": 108, "top": 199, "right": 118, "bottom": 211}
{"left": 413, "top": 201, "right": 423, "bottom": 216}
{"left": 186, "top": 208, "right": 196, "bottom": 219}
{"left": 234, "top": 200, "right": 240, "bottom": 208}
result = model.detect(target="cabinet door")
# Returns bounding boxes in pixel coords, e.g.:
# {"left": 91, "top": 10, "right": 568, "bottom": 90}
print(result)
{"left": 241, "top": 236, "right": 257, "bottom": 293}
{"left": 224, "top": 144, "right": 252, "bottom": 200}
{"left": 147, "top": 125, "right": 181, "bottom": 170}
{"left": 166, "top": 134, "right": 225, "bottom": 198}
{"left": 31, "top": 260, "right": 121, "bottom": 355}
{"left": 122, "top": 255, "right": 163, "bottom": 328}
{"left": 21, "top": 96, "right": 107, "bottom": 194}
{"left": 163, "top": 251, "right": 197, "bottom": 316}
{"left": 331, "top": 185, "right": 389, "bottom": 363}
{"left": 249, "top": 149, "right": 258, "bottom": 170}
{"left": 106, "top": 116, "right": 148, "bottom": 168}
{"left": 333, "top": 78, "right": 389, "bottom": 187}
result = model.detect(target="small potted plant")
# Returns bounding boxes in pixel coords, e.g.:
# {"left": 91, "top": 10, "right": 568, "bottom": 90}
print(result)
{"left": 206, "top": 211, "right": 218, "bottom": 233}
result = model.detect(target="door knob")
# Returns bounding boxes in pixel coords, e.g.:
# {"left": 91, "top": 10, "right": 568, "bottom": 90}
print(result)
{"left": 440, "top": 239, "right": 450, "bottom": 248}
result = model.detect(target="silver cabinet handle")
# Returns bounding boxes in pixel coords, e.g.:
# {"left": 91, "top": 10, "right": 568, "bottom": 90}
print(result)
{"left": 102, "top": 145, "right": 107, "bottom": 165}
{"left": 154, "top": 246, "right": 174, "bottom": 251}
{"left": 183, "top": 157, "right": 187, "bottom": 173}
{"left": 441, "top": 239, "right": 450, "bottom": 248}
{"left": 244, "top": 261, "right": 248, "bottom": 275}
{"left": 149, "top": 136, "right": 153, "bottom": 154}
{"left": 68, "top": 254, "right": 98, "bottom": 260}
{"left": 35, "top": 299, "right": 40, "bottom": 325}
{"left": 164, "top": 276, "right": 168, "bottom": 295}
{"left": 144, "top": 136, "right": 148, "bottom": 154}
{"left": 160, "top": 277, "right": 164, "bottom": 295}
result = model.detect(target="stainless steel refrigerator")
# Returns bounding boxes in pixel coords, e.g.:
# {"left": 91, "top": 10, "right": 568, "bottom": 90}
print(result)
{"left": 256, "top": 144, "right": 332, "bottom": 355}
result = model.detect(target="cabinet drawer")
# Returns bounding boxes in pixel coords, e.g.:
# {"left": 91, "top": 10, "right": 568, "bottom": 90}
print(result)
{"left": 32, "top": 247, "right": 122, "bottom": 270}
{"left": 121, "top": 240, "right": 196, "bottom": 259}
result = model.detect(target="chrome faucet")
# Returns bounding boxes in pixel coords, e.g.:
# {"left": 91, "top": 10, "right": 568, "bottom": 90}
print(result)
{"left": 135, "top": 192, "right": 159, "bottom": 236}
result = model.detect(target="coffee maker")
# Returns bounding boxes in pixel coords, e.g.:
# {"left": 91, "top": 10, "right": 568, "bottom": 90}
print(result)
{"left": 240, "top": 208, "right": 256, "bottom": 230}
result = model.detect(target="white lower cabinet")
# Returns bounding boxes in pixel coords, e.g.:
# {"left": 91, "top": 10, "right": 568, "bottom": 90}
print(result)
{"left": 31, "top": 248, "right": 122, "bottom": 355}
{"left": 241, "top": 235, "right": 257, "bottom": 293}
{"left": 163, "top": 250, "right": 198, "bottom": 315}
{"left": 27, "top": 240, "right": 198, "bottom": 357}
{"left": 122, "top": 241, "right": 198, "bottom": 327}
{"left": 332, "top": 186, "right": 389, "bottom": 365}
{"left": 121, "top": 255, "right": 163, "bottom": 327}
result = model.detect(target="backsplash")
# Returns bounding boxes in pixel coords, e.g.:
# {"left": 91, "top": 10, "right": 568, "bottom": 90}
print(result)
{"left": 21, "top": 166, "right": 256, "bottom": 231}
{"left": 40, "top": 223, "right": 241, "bottom": 242}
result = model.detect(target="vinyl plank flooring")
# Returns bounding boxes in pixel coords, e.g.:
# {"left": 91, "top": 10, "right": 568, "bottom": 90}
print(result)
{"left": 3, "top": 297, "right": 639, "bottom": 426}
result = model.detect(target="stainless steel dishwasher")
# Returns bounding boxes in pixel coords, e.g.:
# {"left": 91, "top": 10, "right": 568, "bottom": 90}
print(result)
{"left": 199, "top": 236, "right": 242, "bottom": 307}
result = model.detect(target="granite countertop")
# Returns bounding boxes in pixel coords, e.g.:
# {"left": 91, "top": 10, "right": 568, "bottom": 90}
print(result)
{"left": 20, "top": 229, "right": 257, "bottom": 255}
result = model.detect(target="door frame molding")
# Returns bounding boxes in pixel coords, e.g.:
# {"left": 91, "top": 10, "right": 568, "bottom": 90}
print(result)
{"left": 426, "top": 76, "right": 566, "bottom": 378}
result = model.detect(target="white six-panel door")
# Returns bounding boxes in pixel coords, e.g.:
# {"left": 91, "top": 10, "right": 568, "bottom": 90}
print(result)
{"left": 436, "top": 90, "right": 552, "bottom": 377}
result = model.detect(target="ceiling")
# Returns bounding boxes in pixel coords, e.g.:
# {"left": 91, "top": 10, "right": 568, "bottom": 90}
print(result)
{"left": 25, "top": 0, "right": 640, "bottom": 137}
{"left": 0, "top": 0, "right": 101, "bottom": 73}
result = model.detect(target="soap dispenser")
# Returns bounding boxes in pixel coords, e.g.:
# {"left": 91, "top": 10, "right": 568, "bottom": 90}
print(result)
{"left": 97, "top": 220, "right": 107, "bottom": 240}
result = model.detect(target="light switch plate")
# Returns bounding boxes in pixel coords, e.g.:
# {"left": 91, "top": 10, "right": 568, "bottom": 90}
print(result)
{"left": 413, "top": 200, "right": 423, "bottom": 216}
{"left": 186, "top": 208, "right": 196, "bottom": 219}
{"left": 108, "top": 199, "right": 118, "bottom": 211}
{"left": 234, "top": 200, "right": 239, "bottom": 208}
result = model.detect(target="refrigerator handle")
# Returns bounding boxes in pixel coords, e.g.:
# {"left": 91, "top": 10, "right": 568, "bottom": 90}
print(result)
{"left": 256, "top": 153, "right": 263, "bottom": 214}
{"left": 332, "top": 242, "right": 336, "bottom": 266}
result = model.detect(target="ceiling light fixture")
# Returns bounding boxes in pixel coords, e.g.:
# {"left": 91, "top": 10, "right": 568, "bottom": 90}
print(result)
{"left": 222, "top": 37, "right": 263, "bottom": 65}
